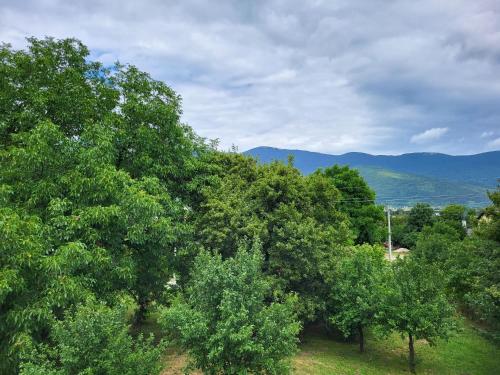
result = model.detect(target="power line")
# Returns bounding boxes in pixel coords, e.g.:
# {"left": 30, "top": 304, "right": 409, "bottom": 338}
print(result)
{"left": 328, "top": 193, "right": 486, "bottom": 204}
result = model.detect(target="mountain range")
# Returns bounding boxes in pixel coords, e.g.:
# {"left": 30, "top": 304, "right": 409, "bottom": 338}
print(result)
{"left": 244, "top": 147, "right": 500, "bottom": 208}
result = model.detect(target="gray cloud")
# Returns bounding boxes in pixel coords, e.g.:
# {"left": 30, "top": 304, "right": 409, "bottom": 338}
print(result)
{"left": 1, "top": 0, "right": 499, "bottom": 155}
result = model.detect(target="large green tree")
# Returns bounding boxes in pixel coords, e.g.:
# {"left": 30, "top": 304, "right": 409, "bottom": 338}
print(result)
{"left": 317, "top": 165, "right": 385, "bottom": 245}
{"left": 160, "top": 243, "right": 300, "bottom": 374}
{"left": 328, "top": 244, "right": 388, "bottom": 353}
{"left": 439, "top": 204, "right": 467, "bottom": 239}
{"left": 1, "top": 37, "right": 207, "bottom": 372}
{"left": 393, "top": 203, "right": 436, "bottom": 249}
{"left": 194, "top": 157, "right": 352, "bottom": 323}
{"left": 407, "top": 203, "right": 434, "bottom": 232}
{"left": 413, "top": 222, "right": 461, "bottom": 264}
{"left": 381, "top": 257, "right": 456, "bottom": 373}
{"left": 444, "top": 190, "right": 500, "bottom": 334}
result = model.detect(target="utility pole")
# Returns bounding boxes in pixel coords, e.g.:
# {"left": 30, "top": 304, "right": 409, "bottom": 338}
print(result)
{"left": 387, "top": 206, "right": 393, "bottom": 261}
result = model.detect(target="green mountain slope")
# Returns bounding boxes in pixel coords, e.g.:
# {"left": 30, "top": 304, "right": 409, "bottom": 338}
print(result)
{"left": 355, "top": 166, "right": 490, "bottom": 207}
{"left": 245, "top": 147, "right": 498, "bottom": 207}
{"left": 244, "top": 147, "right": 500, "bottom": 188}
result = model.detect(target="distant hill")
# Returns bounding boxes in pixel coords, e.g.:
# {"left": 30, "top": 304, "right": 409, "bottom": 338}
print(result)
{"left": 244, "top": 147, "right": 500, "bottom": 207}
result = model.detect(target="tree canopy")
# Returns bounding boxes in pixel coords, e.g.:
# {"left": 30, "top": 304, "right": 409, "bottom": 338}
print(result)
{"left": 160, "top": 243, "right": 300, "bottom": 374}
{"left": 328, "top": 244, "right": 388, "bottom": 353}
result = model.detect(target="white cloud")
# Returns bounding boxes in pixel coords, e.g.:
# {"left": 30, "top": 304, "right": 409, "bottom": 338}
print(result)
{"left": 410, "top": 127, "right": 449, "bottom": 144}
{"left": 0, "top": 0, "right": 499, "bottom": 154}
{"left": 487, "top": 137, "right": 500, "bottom": 148}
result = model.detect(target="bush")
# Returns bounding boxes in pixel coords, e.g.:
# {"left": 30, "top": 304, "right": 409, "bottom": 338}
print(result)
{"left": 160, "top": 242, "right": 300, "bottom": 374}
{"left": 20, "top": 301, "right": 164, "bottom": 375}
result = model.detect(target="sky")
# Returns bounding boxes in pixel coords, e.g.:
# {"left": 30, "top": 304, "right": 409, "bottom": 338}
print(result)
{"left": 1, "top": 0, "right": 500, "bottom": 155}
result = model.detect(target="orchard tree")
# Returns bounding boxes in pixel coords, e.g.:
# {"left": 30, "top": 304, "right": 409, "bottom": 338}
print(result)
{"left": 0, "top": 37, "right": 208, "bottom": 199}
{"left": 396, "top": 203, "right": 435, "bottom": 249}
{"left": 0, "top": 37, "right": 206, "bottom": 319}
{"left": 446, "top": 237, "right": 499, "bottom": 330}
{"left": 160, "top": 242, "right": 300, "bottom": 374}
{"left": 381, "top": 257, "right": 456, "bottom": 373}
{"left": 1, "top": 120, "right": 180, "bottom": 323}
{"left": 20, "top": 301, "right": 164, "bottom": 375}
{"left": 441, "top": 188, "right": 500, "bottom": 330}
{"left": 328, "top": 244, "right": 388, "bottom": 352}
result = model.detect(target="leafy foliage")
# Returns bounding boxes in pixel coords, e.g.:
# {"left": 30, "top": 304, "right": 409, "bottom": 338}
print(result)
{"left": 2, "top": 36, "right": 497, "bottom": 375}
{"left": 381, "top": 257, "right": 456, "bottom": 372}
{"left": 328, "top": 244, "right": 388, "bottom": 352}
{"left": 0, "top": 37, "right": 205, "bottom": 373}
{"left": 194, "top": 156, "right": 353, "bottom": 323}
{"left": 318, "top": 165, "right": 385, "bottom": 245}
{"left": 160, "top": 243, "right": 300, "bottom": 374}
{"left": 20, "top": 301, "right": 164, "bottom": 375}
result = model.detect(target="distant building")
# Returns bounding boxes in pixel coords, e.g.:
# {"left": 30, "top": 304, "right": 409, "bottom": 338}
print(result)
{"left": 385, "top": 247, "right": 410, "bottom": 261}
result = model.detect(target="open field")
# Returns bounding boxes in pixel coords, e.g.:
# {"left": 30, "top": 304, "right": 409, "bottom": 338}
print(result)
{"left": 136, "top": 317, "right": 499, "bottom": 375}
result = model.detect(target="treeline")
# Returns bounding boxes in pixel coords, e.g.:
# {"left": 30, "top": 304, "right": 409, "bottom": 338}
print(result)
{"left": 0, "top": 38, "right": 498, "bottom": 375}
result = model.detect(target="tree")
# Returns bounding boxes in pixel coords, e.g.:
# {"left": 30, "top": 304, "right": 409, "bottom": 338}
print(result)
{"left": 446, "top": 237, "right": 500, "bottom": 332}
{"left": 0, "top": 38, "right": 116, "bottom": 141}
{"left": 381, "top": 257, "right": 456, "bottom": 373}
{"left": 194, "top": 158, "right": 352, "bottom": 323}
{"left": 19, "top": 301, "right": 164, "bottom": 375}
{"left": 1, "top": 37, "right": 203, "bottom": 372}
{"left": 0, "top": 37, "right": 205, "bottom": 323}
{"left": 390, "top": 213, "right": 414, "bottom": 248}
{"left": 318, "top": 165, "right": 385, "bottom": 245}
{"left": 413, "top": 222, "right": 460, "bottom": 264}
{"left": 441, "top": 189, "right": 500, "bottom": 334}
{"left": 328, "top": 244, "right": 388, "bottom": 352}
{"left": 477, "top": 186, "right": 500, "bottom": 243}
{"left": 160, "top": 242, "right": 300, "bottom": 374}
{"left": 439, "top": 204, "right": 467, "bottom": 239}
{"left": 407, "top": 203, "right": 434, "bottom": 232}
{"left": 1, "top": 121, "right": 179, "bottom": 323}
{"left": 392, "top": 203, "right": 436, "bottom": 249}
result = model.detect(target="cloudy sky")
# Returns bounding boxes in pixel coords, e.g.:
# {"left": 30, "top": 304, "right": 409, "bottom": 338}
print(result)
{"left": 1, "top": 0, "right": 500, "bottom": 155}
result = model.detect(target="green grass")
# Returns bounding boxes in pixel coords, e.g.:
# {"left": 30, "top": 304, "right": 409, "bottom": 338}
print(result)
{"left": 133, "top": 315, "right": 499, "bottom": 375}
{"left": 294, "top": 323, "right": 500, "bottom": 375}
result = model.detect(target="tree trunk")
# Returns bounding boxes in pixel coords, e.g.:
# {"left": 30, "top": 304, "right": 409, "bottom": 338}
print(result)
{"left": 358, "top": 324, "right": 365, "bottom": 353}
{"left": 134, "top": 298, "right": 148, "bottom": 326}
{"left": 408, "top": 333, "right": 416, "bottom": 374}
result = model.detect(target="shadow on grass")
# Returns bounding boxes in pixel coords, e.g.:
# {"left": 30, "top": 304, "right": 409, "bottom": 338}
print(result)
{"left": 295, "top": 322, "right": 500, "bottom": 375}
{"left": 130, "top": 316, "right": 499, "bottom": 375}
{"left": 295, "top": 326, "right": 410, "bottom": 375}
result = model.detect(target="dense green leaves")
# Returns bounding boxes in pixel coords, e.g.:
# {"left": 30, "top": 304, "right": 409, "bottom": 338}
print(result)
{"left": 381, "top": 257, "right": 456, "bottom": 372}
{"left": 20, "top": 301, "right": 164, "bottom": 375}
{"left": 160, "top": 243, "right": 300, "bottom": 374}
{"left": 0, "top": 37, "right": 202, "bottom": 373}
{"left": 3, "top": 36, "right": 497, "bottom": 375}
{"left": 194, "top": 156, "right": 353, "bottom": 323}
{"left": 317, "top": 165, "right": 385, "bottom": 244}
{"left": 407, "top": 203, "right": 435, "bottom": 232}
{"left": 328, "top": 244, "right": 388, "bottom": 352}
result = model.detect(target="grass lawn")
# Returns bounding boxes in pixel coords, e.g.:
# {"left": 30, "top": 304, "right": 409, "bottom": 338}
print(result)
{"left": 293, "top": 322, "right": 499, "bottom": 375}
{"left": 135, "top": 315, "right": 499, "bottom": 374}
